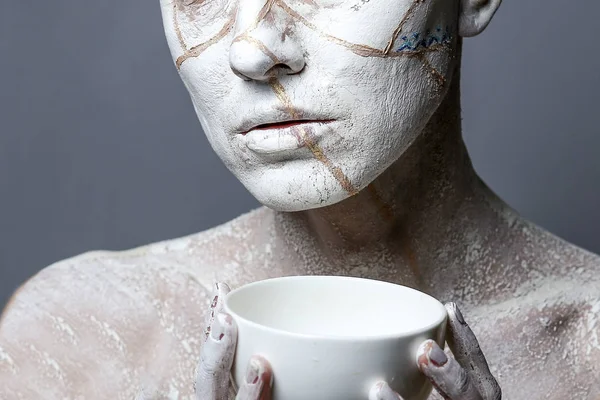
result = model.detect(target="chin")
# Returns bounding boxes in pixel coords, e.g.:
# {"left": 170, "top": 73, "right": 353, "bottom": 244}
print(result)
{"left": 239, "top": 165, "right": 359, "bottom": 212}
{"left": 253, "top": 189, "right": 351, "bottom": 212}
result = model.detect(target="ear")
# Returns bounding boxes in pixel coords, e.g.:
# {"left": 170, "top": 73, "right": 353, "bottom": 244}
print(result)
{"left": 458, "top": 0, "right": 502, "bottom": 37}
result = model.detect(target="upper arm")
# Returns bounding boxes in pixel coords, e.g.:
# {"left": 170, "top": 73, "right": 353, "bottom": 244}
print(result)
{"left": 0, "top": 251, "right": 213, "bottom": 399}
{"left": 0, "top": 261, "right": 90, "bottom": 398}
{"left": 0, "top": 253, "right": 156, "bottom": 398}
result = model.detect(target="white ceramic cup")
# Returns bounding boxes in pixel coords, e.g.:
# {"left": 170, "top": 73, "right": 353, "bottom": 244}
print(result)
{"left": 224, "top": 276, "right": 447, "bottom": 400}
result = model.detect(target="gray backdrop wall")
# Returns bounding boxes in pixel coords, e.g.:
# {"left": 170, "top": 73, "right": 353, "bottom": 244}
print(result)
{"left": 1, "top": 1, "right": 599, "bottom": 307}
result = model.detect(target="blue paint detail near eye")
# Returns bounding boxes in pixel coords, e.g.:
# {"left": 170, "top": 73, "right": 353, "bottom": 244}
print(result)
{"left": 395, "top": 26, "right": 453, "bottom": 52}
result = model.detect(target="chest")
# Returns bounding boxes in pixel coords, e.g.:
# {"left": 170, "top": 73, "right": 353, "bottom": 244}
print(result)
{"left": 463, "top": 295, "right": 600, "bottom": 399}
{"left": 176, "top": 252, "right": 600, "bottom": 400}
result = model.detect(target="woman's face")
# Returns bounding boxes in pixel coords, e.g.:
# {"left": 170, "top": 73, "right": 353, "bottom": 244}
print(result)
{"left": 160, "top": 0, "right": 459, "bottom": 211}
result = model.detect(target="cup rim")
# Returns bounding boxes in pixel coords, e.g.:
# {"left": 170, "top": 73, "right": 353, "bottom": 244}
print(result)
{"left": 224, "top": 275, "right": 447, "bottom": 341}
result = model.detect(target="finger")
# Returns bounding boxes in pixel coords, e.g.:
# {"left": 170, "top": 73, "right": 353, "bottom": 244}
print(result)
{"left": 235, "top": 355, "right": 273, "bottom": 400}
{"left": 444, "top": 303, "right": 501, "bottom": 400}
{"left": 417, "top": 340, "right": 482, "bottom": 400}
{"left": 203, "top": 283, "right": 231, "bottom": 342}
{"left": 196, "top": 313, "right": 237, "bottom": 400}
{"left": 368, "top": 381, "right": 404, "bottom": 400}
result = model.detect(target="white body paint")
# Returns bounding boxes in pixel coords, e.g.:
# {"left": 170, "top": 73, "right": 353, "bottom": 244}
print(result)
{"left": 2, "top": 0, "right": 600, "bottom": 399}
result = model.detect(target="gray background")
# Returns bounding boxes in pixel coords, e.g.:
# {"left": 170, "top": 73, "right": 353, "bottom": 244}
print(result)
{"left": 1, "top": 1, "right": 599, "bottom": 307}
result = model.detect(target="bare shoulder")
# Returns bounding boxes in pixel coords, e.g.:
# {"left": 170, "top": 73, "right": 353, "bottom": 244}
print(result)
{"left": 470, "top": 275, "right": 600, "bottom": 399}
{"left": 0, "top": 248, "right": 211, "bottom": 399}
{"left": 467, "top": 218, "right": 600, "bottom": 399}
{"left": 454, "top": 206, "right": 600, "bottom": 398}
{"left": 0, "top": 207, "right": 271, "bottom": 399}
{"left": 466, "top": 198, "right": 600, "bottom": 301}
{"left": 518, "top": 217, "right": 600, "bottom": 283}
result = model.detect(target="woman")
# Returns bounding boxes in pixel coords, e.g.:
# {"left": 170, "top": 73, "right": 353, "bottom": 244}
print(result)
{"left": 1, "top": 0, "right": 598, "bottom": 398}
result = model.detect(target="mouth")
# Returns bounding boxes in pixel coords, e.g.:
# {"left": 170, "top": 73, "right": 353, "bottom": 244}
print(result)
{"left": 239, "top": 119, "right": 336, "bottom": 155}
{"left": 242, "top": 119, "right": 335, "bottom": 135}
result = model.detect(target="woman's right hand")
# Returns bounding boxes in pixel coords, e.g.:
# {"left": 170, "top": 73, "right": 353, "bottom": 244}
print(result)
{"left": 196, "top": 283, "right": 499, "bottom": 400}
{"left": 195, "top": 283, "right": 273, "bottom": 400}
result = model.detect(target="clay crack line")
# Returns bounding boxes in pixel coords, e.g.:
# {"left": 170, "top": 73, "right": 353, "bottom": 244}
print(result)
{"left": 176, "top": 0, "right": 447, "bottom": 89}
{"left": 172, "top": 1, "right": 446, "bottom": 192}
{"left": 250, "top": 0, "right": 276, "bottom": 32}
{"left": 269, "top": 79, "right": 359, "bottom": 196}
{"left": 383, "top": 0, "right": 426, "bottom": 55}
{"left": 176, "top": 8, "right": 237, "bottom": 69}
{"left": 173, "top": 2, "right": 188, "bottom": 51}
{"left": 416, "top": 53, "right": 445, "bottom": 88}
{"left": 274, "top": 0, "right": 446, "bottom": 89}
{"left": 379, "top": 43, "right": 450, "bottom": 58}
{"left": 275, "top": 0, "right": 385, "bottom": 57}
{"left": 233, "top": 35, "right": 281, "bottom": 64}
{"left": 230, "top": 0, "right": 275, "bottom": 55}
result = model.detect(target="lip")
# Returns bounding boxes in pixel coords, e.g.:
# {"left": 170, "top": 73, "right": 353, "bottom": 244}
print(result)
{"left": 242, "top": 120, "right": 335, "bottom": 155}
{"left": 236, "top": 107, "right": 335, "bottom": 155}
{"left": 235, "top": 105, "right": 334, "bottom": 133}
{"left": 241, "top": 119, "right": 335, "bottom": 135}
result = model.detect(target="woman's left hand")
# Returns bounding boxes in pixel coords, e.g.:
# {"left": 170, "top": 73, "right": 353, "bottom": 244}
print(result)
{"left": 370, "top": 302, "right": 501, "bottom": 400}
{"left": 196, "top": 283, "right": 501, "bottom": 400}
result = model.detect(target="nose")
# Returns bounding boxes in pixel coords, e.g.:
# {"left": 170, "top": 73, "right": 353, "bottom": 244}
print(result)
{"left": 229, "top": 2, "right": 305, "bottom": 81}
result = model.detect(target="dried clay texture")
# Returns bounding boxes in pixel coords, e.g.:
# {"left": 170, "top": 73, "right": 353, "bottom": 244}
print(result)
{"left": 2, "top": 0, "right": 600, "bottom": 399}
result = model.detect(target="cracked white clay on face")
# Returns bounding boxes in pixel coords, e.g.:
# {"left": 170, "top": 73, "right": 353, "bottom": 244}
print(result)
{"left": 160, "top": 0, "right": 458, "bottom": 211}
{"left": 5, "top": 1, "right": 600, "bottom": 399}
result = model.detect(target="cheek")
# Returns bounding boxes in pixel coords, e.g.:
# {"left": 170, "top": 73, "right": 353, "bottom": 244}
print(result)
{"left": 315, "top": 51, "right": 453, "bottom": 187}
{"left": 382, "top": 56, "right": 453, "bottom": 145}
{"left": 180, "top": 46, "right": 235, "bottom": 109}
{"left": 328, "top": 52, "right": 451, "bottom": 121}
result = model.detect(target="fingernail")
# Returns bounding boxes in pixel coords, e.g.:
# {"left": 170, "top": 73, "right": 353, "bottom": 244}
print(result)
{"left": 215, "top": 282, "right": 230, "bottom": 294}
{"left": 370, "top": 381, "right": 402, "bottom": 400}
{"left": 245, "top": 358, "right": 261, "bottom": 384}
{"left": 429, "top": 346, "right": 448, "bottom": 367}
{"left": 416, "top": 340, "right": 433, "bottom": 368}
{"left": 210, "top": 295, "right": 219, "bottom": 310}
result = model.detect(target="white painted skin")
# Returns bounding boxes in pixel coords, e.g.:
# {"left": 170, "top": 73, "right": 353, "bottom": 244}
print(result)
{"left": 2, "top": 0, "right": 600, "bottom": 399}
{"left": 195, "top": 283, "right": 273, "bottom": 400}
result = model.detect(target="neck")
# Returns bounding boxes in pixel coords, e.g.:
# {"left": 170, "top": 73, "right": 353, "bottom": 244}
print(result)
{"left": 267, "top": 54, "right": 508, "bottom": 287}
{"left": 275, "top": 57, "right": 481, "bottom": 245}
